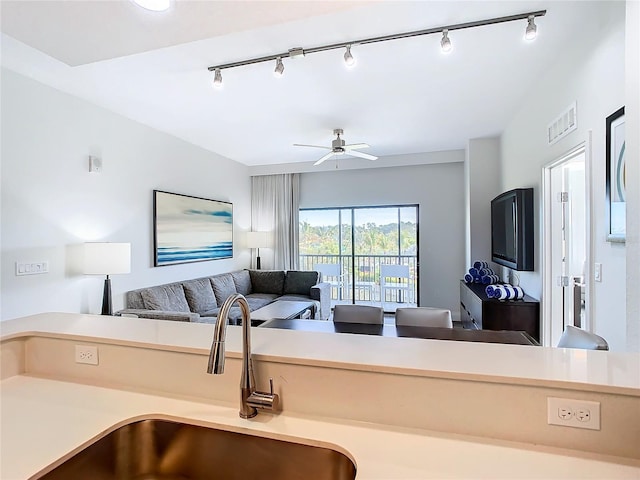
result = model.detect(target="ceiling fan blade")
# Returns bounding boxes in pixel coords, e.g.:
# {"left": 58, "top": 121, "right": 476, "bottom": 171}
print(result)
{"left": 293, "top": 143, "right": 331, "bottom": 150}
{"left": 313, "top": 151, "right": 336, "bottom": 166}
{"left": 347, "top": 150, "right": 378, "bottom": 161}
{"left": 344, "top": 143, "right": 370, "bottom": 150}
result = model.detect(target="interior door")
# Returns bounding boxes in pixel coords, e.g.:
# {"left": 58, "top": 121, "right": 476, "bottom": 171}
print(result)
{"left": 546, "top": 148, "right": 587, "bottom": 346}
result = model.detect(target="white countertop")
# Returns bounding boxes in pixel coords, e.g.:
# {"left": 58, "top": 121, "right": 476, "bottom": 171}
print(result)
{"left": 2, "top": 312, "right": 639, "bottom": 394}
{"left": 3, "top": 375, "right": 640, "bottom": 480}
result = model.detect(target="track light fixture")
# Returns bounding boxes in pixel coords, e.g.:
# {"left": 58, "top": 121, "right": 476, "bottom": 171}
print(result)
{"left": 525, "top": 15, "right": 538, "bottom": 41}
{"left": 274, "top": 57, "right": 285, "bottom": 77}
{"left": 440, "top": 29, "right": 452, "bottom": 53}
{"left": 343, "top": 45, "right": 356, "bottom": 67}
{"left": 208, "top": 10, "right": 545, "bottom": 86}
{"left": 213, "top": 68, "right": 223, "bottom": 88}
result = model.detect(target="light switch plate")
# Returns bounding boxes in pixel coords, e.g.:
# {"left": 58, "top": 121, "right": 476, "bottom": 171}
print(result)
{"left": 594, "top": 263, "right": 602, "bottom": 282}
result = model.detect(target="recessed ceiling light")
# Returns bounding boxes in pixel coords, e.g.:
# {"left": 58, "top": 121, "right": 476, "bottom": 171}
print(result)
{"left": 132, "top": 0, "right": 171, "bottom": 12}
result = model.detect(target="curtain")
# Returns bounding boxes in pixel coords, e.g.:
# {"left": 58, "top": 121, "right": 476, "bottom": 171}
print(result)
{"left": 251, "top": 174, "right": 300, "bottom": 270}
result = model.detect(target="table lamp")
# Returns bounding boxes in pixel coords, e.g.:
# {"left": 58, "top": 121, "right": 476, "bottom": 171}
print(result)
{"left": 83, "top": 242, "right": 131, "bottom": 315}
{"left": 246, "top": 231, "right": 269, "bottom": 270}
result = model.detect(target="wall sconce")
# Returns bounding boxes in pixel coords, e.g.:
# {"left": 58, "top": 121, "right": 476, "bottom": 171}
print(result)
{"left": 83, "top": 242, "right": 131, "bottom": 315}
{"left": 246, "top": 232, "right": 270, "bottom": 270}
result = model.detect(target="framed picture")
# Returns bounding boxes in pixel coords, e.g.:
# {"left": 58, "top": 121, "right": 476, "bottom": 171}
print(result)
{"left": 153, "top": 190, "right": 233, "bottom": 266}
{"left": 605, "top": 107, "right": 625, "bottom": 243}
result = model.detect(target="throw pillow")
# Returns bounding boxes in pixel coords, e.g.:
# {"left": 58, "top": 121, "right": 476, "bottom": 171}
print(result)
{"left": 231, "top": 270, "right": 252, "bottom": 295}
{"left": 249, "top": 270, "right": 285, "bottom": 295}
{"left": 210, "top": 273, "right": 238, "bottom": 306}
{"left": 183, "top": 278, "right": 217, "bottom": 314}
{"left": 141, "top": 284, "right": 190, "bottom": 312}
{"left": 284, "top": 270, "right": 319, "bottom": 295}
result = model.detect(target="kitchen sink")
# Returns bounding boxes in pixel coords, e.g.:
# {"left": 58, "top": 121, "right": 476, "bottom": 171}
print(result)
{"left": 34, "top": 417, "right": 356, "bottom": 480}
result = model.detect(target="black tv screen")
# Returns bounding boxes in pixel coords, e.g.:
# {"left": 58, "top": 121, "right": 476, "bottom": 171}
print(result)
{"left": 491, "top": 188, "right": 534, "bottom": 271}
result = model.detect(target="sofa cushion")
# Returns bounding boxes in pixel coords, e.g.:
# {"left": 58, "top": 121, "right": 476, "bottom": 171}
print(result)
{"left": 245, "top": 292, "right": 280, "bottom": 303}
{"left": 182, "top": 278, "right": 217, "bottom": 314}
{"left": 140, "top": 284, "right": 190, "bottom": 312}
{"left": 210, "top": 273, "right": 237, "bottom": 306}
{"left": 245, "top": 296, "right": 274, "bottom": 311}
{"left": 231, "top": 270, "right": 252, "bottom": 295}
{"left": 249, "top": 270, "right": 285, "bottom": 295}
{"left": 284, "top": 270, "right": 319, "bottom": 295}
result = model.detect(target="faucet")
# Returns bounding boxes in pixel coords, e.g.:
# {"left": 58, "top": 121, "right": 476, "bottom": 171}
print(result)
{"left": 206, "top": 293, "right": 279, "bottom": 418}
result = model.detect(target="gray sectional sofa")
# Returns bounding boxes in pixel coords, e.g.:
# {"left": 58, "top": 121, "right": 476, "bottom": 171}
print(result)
{"left": 118, "top": 269, "right": 330, "bottom": 324}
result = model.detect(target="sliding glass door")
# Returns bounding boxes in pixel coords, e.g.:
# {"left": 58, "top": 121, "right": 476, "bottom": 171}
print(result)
{"left": 299, "top": 205, "right": 418, "bottom": 312}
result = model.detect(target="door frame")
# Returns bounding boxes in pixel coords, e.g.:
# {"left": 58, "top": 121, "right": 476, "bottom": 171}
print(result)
{"left": 541, "top": 134, "right": 592, "bottom": 347}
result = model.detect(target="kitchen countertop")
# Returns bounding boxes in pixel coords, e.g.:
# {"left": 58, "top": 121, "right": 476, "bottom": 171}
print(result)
{"left": 1, "top": 312, "right": 639, "bottom": 394}
{"left": 1, "top": 312, "right": 640, "bottom": 479}
{"left": 3, "top": 375, "right": 640, "bottom": 480}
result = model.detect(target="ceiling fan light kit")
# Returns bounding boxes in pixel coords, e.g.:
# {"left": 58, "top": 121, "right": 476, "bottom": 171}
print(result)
{"left": 207, "top": 10, "right": 545, "bottom": 86}
{"left": 294, "top": 129, "right": 378, "bottom": 166}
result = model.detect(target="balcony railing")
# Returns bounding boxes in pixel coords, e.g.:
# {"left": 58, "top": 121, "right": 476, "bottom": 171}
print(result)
{"left": 300, "top": 254, "right": 418, "bottom": 307}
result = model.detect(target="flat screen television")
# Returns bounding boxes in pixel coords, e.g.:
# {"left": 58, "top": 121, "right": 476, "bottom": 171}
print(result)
{"left": 491, "top": 188, "right": 534, "bottom": 271}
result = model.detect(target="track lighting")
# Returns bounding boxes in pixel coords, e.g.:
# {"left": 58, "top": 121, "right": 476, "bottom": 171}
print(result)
{"left": 274, "top": 57, "right": 285, "bottom": 77}
{"left": 440, "top": 30, "right": 452, "bottom": 53}
{"left": 525, "top": 15, "right": 537, "bottom": 41}
{"left": 213, "top": 68, "right": 223, "bottom": 88}
{"left": 207, "top": 10, "right": 545, "bottom": 86}
{"left": 343, "top": 45, "right": 356, "bottom": 67}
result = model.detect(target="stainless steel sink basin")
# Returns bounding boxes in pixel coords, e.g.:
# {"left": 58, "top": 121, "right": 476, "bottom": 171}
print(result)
{"left": 35, "top": 418, "right": 356, "bottom": 480}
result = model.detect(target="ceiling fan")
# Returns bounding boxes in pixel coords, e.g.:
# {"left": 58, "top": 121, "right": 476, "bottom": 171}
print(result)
{"left": 294, "top": 129, "right": 378, "bottom": 166}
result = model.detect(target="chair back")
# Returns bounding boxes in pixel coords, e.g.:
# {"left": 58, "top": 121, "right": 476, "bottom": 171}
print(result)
{"left": 333, "top": 304, "right": 384, "bottom": 324}
{"left": 557, "top": 325, "right": 609, "bottom": 350}
{"left": 380, "top": 264, "right": 410, "bottom": 280}
{"left": 314, "top": 263, "right": 341, "bottom": 281}
{"left": 395, "top": 307, "right": 453, "bottom": 328}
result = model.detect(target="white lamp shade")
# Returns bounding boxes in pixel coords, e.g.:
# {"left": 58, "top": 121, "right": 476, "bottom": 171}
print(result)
{"left": 83, "top": 242, "right": 131, "bottom": 275}
{"left": 246, "top": 231, "right": 270, "bottom": 248}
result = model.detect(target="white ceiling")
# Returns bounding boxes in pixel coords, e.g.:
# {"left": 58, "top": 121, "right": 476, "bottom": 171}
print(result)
{"left": 0, "top": 1, "right": 613, "bottom": 168}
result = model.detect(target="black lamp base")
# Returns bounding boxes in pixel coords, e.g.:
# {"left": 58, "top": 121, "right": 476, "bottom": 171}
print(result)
{"left": 101, "top": 276, "right": 113, "bottom": 316}
{"left": 256, "top": 256, "right": 262, "bottom": 270}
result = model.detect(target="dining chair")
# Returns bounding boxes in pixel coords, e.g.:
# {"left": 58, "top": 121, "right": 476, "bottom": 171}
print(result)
{"left": 332, "top": 304, "right": 384, "bottom": 324}
{"left": 380, "top": 264, "right": 412, "bottom": 305}
{"left": 395, "top": 307, "right": 453, "bottom": 328}
{"left": 557, "top": 325, "right": 609, "bottom": 350}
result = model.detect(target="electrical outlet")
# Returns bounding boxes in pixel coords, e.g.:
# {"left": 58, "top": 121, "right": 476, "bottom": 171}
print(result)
{"left": 75, "top": 345, "right": 99, "bottom": 365}
{"left": 547, "top": 397, "right": 600, "bottom": 430}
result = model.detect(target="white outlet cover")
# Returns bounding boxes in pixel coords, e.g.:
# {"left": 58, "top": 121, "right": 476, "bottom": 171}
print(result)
{"left": 75, "top": 345, "right": 99, "bottom": 365}
{"left": 547, "top": 397, "right": 600, "bottom": 430}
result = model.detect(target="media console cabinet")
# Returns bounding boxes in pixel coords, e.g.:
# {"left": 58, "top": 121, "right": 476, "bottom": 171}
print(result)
{"left": 460, "top": 280, "right": 540, "bottom": 341}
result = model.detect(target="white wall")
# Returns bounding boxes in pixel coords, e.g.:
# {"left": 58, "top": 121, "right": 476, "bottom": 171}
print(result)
{"left": 465, "top": 137, "right": 501, "bottom": 272}
{"left": 500, "top": 4, "right": 630, "bottom": 350}
{"left": 298, "top": 157, "right": 465, "bottom": 317}
{"left": 1, "top": 69, "right": 252, "bottom": 321}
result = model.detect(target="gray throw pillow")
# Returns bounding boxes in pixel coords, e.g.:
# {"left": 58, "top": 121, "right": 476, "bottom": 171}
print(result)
{"left": 249, "top": 270, "right": 285, "bottom": 295}
{"left": 141, "top": 284, "right": 190, "bottom": 312}
{"left": 183, "top": 278, "right": 217, "bottom": 314}
{"left": 284, "top": 270, "right": 319, "bottom": 295}
{"left": 231, "top": 270, "right": 252, "bottom": 295}
{"left": 210, "top": 273, "right": 238, "bottom": 306}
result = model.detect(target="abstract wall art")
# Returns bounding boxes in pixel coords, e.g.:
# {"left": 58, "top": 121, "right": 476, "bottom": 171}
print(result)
{"left": 153, "top": 190, "right": 233, "bottom": 266}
